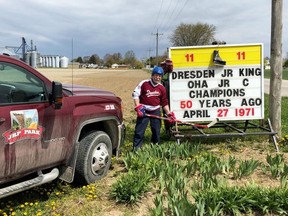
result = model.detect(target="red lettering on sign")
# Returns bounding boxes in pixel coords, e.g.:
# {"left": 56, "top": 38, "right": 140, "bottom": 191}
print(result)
{"left": 185, "top": 53, "right": 194, "bottom": 62}
{"left": 217, "top": 108, "right": 228, "bottom": 117}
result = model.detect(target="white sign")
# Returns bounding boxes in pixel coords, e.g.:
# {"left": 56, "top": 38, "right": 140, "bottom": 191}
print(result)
{"left": 169, "top": 44, "right": 264, "bottom": 122}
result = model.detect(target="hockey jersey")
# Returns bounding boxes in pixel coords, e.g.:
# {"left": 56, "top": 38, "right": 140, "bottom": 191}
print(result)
{"left": 132, "top": 79, "right": 168, "bottom": 111}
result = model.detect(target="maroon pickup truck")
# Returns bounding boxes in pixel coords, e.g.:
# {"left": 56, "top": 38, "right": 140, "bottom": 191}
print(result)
{"left": 0, "top": 54, "right": 125, "bottom": 198}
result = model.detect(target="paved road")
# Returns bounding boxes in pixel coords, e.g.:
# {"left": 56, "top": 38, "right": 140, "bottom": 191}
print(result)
{"left": 264, "top": 79, "right": 288, "bottom": 97}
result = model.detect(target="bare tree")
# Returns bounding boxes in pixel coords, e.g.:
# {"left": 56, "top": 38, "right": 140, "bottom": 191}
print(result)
{"left": 169, "top": 22, "right": 216, "bottom": 46}
{"left": 269, "top": 0, "right": 283, "bottom": 138}
{"left": 124, "top": 50, "right": 137, "bottom": 67}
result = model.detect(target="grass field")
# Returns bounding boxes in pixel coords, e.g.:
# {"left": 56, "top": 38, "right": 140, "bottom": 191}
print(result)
{"left": 264, "top": 68, "right": 288, "bottom": 79}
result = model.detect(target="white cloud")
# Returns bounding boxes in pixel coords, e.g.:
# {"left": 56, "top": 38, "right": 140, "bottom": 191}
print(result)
{"left": 0, "top": 0, "right": 287, "bottom": 59}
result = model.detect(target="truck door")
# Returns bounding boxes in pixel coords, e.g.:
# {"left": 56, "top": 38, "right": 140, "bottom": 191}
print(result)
{"left": 0, "top": 62, "right": 68, "bottom": 181}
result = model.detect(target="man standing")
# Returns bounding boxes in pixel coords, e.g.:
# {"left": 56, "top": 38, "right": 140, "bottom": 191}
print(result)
{"left": 132, "top": 66, "right": 175, "bottom": 150}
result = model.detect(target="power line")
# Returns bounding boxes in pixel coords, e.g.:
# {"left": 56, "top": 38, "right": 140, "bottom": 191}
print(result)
{"left": 166, "top": 0, "right": 190, "bottom": 33}
{"left": 157, "top": 0, "right": 174, "bottom": 31}
{"left": 152, "top": 0, "right": 165, "bottom": 35}
{"left": 149, "top": 0, "right": 190, "bottom": 58}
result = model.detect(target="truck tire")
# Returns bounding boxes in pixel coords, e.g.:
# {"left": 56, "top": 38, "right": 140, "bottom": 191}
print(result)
{"left": 75, "top": 131, "right": 112, "bottom": 184}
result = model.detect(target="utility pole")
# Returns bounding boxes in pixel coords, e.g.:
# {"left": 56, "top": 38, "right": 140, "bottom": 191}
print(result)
{"left": 147, "top": 48, "right": 153, "bottom": 68}
{"left": 269, "top": 0, "right": 283, "bottom": 139}
{"left": 152, "top": 30, "right": 163, "bottom": 66}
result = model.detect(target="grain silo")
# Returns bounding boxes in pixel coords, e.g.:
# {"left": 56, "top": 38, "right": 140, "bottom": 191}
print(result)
{"left": 55, "top": 56, "right": 60, "bottom": 68}
{"left": 24, "top": 52, "right": 31, "bottom": 65}
{"left": 60, "top": 56, "right": 69, "bottom": 68}
{"left": 30, "top": 51, "right": 39, "bottom": 68}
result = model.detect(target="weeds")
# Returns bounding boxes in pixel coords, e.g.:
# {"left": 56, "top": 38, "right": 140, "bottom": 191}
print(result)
{"left": 192, "top": 186, "right": 288, "bottom": 215}
{"left": 233, "top": 159, "right": 259, "bottom": 179}
{"left": 113, "top": 141, "right": 288, "bottom": 215}
{"left": 110, "top": 170, "right": 152, "bottom": 204}
{"left": 266, "top": 154, "right": 285, "bottom": 178}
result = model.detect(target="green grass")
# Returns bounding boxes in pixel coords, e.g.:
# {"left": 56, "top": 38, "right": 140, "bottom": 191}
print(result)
{"left": 264, "top": 68, "right": 288, "bottom": 147}
{"left": 264, "top": 68, "right": 288, "bottom": 79}
{"left": 264, "top": 94, "right": 288, "bottom": 137}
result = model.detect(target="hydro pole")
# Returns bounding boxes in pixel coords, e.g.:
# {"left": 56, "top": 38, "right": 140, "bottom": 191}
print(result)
{"left": 152, "top": 29, "right": 163, "bottom": 66}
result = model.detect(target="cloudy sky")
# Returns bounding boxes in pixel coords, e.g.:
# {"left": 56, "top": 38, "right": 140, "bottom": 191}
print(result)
{"left": 0, "top": 0, "right": 287, "bottom": 61}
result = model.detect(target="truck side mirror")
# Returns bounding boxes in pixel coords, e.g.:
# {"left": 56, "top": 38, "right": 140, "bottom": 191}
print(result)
{"left": 51, "top": 81, "right": 63, "bottom": 109}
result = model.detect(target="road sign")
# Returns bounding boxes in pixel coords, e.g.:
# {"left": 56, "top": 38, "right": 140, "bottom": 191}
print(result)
{"left": 169, "top": 43, "right": 264, "bottom": 122}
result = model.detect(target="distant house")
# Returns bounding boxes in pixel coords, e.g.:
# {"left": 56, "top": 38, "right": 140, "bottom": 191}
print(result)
{"left": 111, "top": 64, "right": 129, "bottom": 69}
{"left": 111, "top": 63, "right": 119, "bottom": 68}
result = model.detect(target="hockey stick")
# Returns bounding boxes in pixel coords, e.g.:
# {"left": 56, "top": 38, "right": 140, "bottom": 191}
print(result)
{"left": 145, "top": 113, "right": 218, "bottom": 129}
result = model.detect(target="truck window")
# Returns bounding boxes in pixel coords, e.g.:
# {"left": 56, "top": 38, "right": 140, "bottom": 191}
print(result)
{"left": 0, "top": 62, "right": 47, "bottom": 104}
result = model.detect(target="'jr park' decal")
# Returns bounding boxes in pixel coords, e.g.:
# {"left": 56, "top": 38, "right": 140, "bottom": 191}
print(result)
{"left": 2, "top": 109, "right": 43, "bottom": 144}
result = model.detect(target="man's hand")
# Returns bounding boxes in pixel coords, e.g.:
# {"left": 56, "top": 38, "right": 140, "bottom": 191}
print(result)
{"left": 135, "top": 104, "right": 146, "bottom": 117}
{"left": 167, "top": 111, "right": 176, "bottom": 123}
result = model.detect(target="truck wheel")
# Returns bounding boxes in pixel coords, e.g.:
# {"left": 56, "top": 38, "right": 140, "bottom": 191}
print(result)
{"left": 75, "top": 131, "right": 112, "bottom": 184}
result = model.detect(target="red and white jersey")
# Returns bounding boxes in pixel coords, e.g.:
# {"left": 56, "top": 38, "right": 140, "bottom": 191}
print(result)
{"left": 132, "top": 79, "right": 168, "bottom": 111}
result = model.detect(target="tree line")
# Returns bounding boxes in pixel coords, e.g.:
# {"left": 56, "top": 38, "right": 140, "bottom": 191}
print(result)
{"left": 73, "top": 22, "right": 287, "bottom": 69}
{"left": 72, "top": 22, "right": 217, "bottom": 69}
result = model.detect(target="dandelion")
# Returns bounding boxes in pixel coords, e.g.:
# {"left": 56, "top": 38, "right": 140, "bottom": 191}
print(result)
{"left": 51, "top": 202, "right": 55, "bottom": 206}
